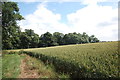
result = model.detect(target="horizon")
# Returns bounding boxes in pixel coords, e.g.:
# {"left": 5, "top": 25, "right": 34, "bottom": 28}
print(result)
{"left": 10, "top": 0, "right": 118, "bottom": 41}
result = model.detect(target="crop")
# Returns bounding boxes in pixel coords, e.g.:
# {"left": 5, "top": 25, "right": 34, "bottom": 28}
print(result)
{"left": 21, "top": 41, "right": 119, "bottom": 78}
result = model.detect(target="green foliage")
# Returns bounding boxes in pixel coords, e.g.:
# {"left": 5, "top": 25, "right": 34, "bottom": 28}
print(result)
{"left": 2, "top": 2, "right": 24, "bottom": 49}
{"left": 39, "top": 32, "right": 54, "bottom": 47}
{"left": 19, "top": 29, "right": 39, "bottom": 48}
{"left": 63, "top": 33, "right": 79, "bottom": 44}
{"left": 30, "top": 34, "right": 39, "bottom": 48}
{"left": 19, "top": 32, "right": 31, "bottom": 49}
{"left": 23, "top": 41, "right": 119, "bottom": 78}
{"left": 89, "top": 35, "right": 99, "bottom": 43}
{"left": 2, "top": 2, "right": 100, "bottom": 50}
{"left": 38, "top": 31, "right": 99, "bottom": 47}
{"left": 53, "top": 32, "right": 64, "bottom": 45}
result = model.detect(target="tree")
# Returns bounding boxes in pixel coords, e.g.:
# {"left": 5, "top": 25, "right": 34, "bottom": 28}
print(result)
{"left": 77, "top": 33, "right": 82, "bottom": 44}
{"left": 30, "top": 33, "right": 39, "bottom": 48}
{"left": 63, "top": 33, "right": 79, "bottom": 44}
{"left": 2, "top": 2, "right": 24, "bottom": 49}
{"left": 39, "top": 32, "right": 54, "bottom": 47}
{"left": 81, "top": 32, "right": 89, "bottom": 43}
{"left": 89, "top": 35, "right": 99, "bottom": 43}
{"left": 1, "top": 2, "right": 100, "bottom": 50}
{"left": 0, "top": 2, "right": 2, "bottom": 50}
{"left": 19, "top": 32, "right": 31, "bottom": 49}
{"left": 53, "top": 32, "right": 64, "bottom": 45}
{"left": 93, "top": 37, "right": 99, "bottom": 43}
{"left": 89, "top": 35, "right": 95, "bottom": 43}
{"left": 23, "top": 29, "right": 39, "bottom": 48}
{"left": 25, "top": 29, "right": 34, "bottom": 36}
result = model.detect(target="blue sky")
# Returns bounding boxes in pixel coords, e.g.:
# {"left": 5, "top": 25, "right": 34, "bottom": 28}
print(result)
{"left": 18, "top": 2, "right": 40, "bottom": 16}
{"left": 18, "top": 2, "right": 117, "bottom": 23}
{"left": 18, "top": 2, "right": 87, "bottom": 23}
{"left": 16, "top": 0, "right": 118, "bottom": 41}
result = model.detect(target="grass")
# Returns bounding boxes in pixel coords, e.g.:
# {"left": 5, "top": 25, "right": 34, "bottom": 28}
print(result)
{"left": 2, "top": 54, "right": 24, "bottom": 78}
{"left": 21, "top": 41, "right": 119, "bottom": 78}
{"left": 2, "top": 52, "right": 70, "bottom": 78}
{"left": 0, "top": 55, "right": 2, "bottom": 79}
{"left": 23, "top": 54, "right": 70, "bottom": 78}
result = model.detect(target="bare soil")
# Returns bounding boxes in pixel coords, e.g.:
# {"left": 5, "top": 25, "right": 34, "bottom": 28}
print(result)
{"left": 19, "top": 55, "right": 40, "bottom": 78}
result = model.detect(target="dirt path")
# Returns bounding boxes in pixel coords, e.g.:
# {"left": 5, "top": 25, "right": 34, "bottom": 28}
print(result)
{"left": 19, "top": 55, "right": 40, "bottom": 78}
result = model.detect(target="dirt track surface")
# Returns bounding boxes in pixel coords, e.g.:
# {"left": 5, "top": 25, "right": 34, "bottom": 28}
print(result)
{"left": 19, "top": 55, "right": 39, "bottom": 78}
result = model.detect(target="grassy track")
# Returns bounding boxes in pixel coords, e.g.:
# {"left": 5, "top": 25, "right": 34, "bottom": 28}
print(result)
{"left": 2, "top": 54, "right": 24, "bottom": 78}
{"left": 22, "top": 41, "right": 119, "bottom": 78}
{"left": 19, "top": 54, "right": 70, "bottom": 78}
{"left": 0, "top": 56, "right": 2, "bottom": 79}
{"left": 2, "top": 53, "right": 70, "bottom": 78}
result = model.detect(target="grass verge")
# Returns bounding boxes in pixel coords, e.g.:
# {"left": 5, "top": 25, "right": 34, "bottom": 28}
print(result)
{"left": 2, "top": 54, "right": 25, "bottom": 78}
{"left": 20, "top": 54, "right": 70, "bottom": 78}
{"left": 2, "top": 52, "right": 70, "bottom": 78}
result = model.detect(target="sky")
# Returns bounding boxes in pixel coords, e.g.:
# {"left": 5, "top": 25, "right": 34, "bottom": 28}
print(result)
{"left": 12, "top": 0, "right": 118, "bottom": 41}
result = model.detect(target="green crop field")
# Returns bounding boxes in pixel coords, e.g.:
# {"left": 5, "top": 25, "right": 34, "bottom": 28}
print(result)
{"left": 21, "top": 41, "right": 119, "bottom": 78}
{"left": 2, "top": 1, "right": 119, "bottom": 79}
{"left": 3, "top": 41, "right": 119, "bottom": 78}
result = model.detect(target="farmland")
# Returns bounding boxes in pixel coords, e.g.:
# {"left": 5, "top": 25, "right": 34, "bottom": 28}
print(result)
{"left": 2, "top": 53, "right": 69, "bottom": 78}
{"left": 2, "top": 1, "right": 119, "bottom": 79}
{"left": 2, "top": 41, "right": 119, "bottom": 78}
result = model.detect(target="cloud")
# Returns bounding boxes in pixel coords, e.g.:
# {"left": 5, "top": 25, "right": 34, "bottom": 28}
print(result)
{"left": 13, "top": 0, "right": 119, "bottom": 2}
{"left": 11, "top": 0, "right": 80, "bottom": 2}
{"left": 81, "top": 0, "right": 118, "bottom": 5}
{"left": 67, "top": 0, "right": 118, "bottom": 41}
{"left": 18, "top": 1, "right": 118, "bottom": 41}
{"left": 10, "top": 0, "right": 119, "bottom": 2}
{"left": 18, "top": 2, "right": 71, "bottom": 35}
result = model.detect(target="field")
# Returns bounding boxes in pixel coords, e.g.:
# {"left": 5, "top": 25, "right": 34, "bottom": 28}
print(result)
{"left": 2, "top": 53, "right": 70, "bottom": 78}
{"left": 2, "top": 41, "right": 119, "bottom": 78}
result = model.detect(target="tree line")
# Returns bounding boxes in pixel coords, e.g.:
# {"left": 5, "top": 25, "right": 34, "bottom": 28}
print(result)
{"left": 2, "top": 2, "right": 99, "bottom": 50}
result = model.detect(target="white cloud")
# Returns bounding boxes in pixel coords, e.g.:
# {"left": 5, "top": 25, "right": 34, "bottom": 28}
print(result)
{"left": 67, "top": 0, "right": 118, "bottom": 41}
{"left": 81, "top": 0, "right": 118, "bottom": 5}
{"left": 11, "top": 0, "right": 119, "bottom": 2}
{"left": 18, "top": 2, "right": 71, "bottom": 35}
{"left": 11, "top": 0, "right": 38, "bottom": 2}
{"left": 18, "top": 1, "right": 118, "bottom": 41}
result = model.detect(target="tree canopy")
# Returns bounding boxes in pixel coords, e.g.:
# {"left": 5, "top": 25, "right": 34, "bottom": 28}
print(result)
{"left": 2, "top": 2, "right": 100, "bottom": 50}
{"left": 2, "top": 2, "right": 24, "bottom": 49}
